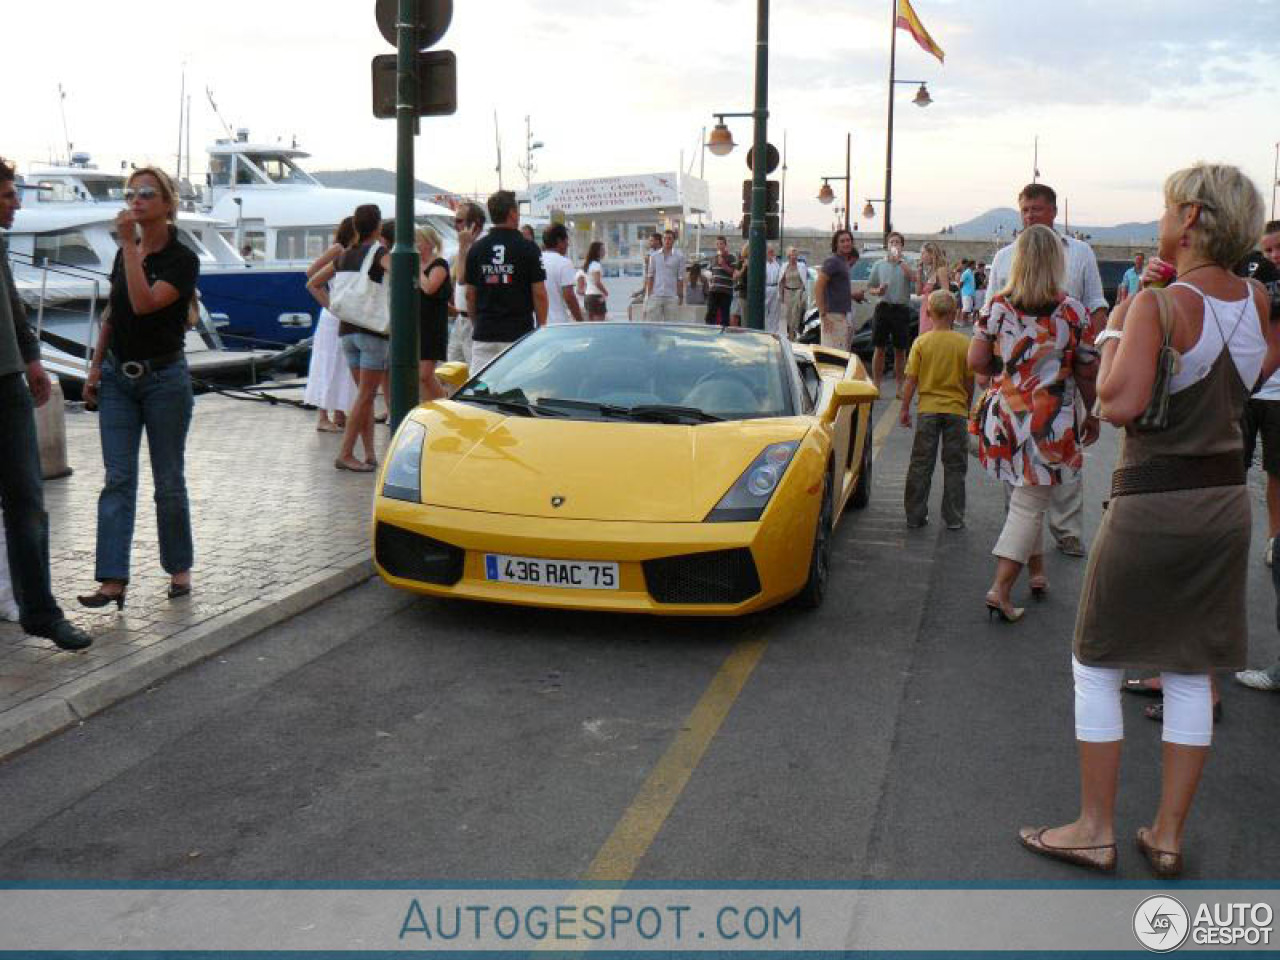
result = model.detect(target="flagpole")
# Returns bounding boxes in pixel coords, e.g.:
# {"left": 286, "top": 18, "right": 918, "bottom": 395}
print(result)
{"left": 884, "top": 0, "right": 898, "bottom": 246}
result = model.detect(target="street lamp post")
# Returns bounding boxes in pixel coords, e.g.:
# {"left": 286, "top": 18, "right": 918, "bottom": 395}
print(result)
{"left": 817, "top": 132, "right": 852, "bottom": 232}
{"left": 882, "top": 0, "right": 933, "bottom": 245}
{"left": 705, "top": 0, "right": 770, "bottom": 330}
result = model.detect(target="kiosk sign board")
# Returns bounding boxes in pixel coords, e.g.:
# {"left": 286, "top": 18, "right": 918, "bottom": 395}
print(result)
{"left": 529, "top": 173, "right": 683, "bottom": 217}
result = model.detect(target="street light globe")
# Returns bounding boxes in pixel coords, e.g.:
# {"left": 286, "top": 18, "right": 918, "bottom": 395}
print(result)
{"left": 913, "top": 83, "right": 933, "bottom": 108}
{"left": 817, "top": 182, "right": 835, "bottom": 204}
{"left": 707, "top": 123, "right": 736, "bottom": 157}
{"left": 862, "top": 201, "right": 876, "bottom": 220}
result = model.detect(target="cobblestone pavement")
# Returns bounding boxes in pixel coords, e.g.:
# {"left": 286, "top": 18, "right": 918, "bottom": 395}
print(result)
{"left": 0, "top": 392, "right": 381, "bottom": 757}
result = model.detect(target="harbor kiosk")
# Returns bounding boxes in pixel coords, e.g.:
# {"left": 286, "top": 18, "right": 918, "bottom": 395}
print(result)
{"left": 527, "top": 172, "right": 710, "bottom": 278}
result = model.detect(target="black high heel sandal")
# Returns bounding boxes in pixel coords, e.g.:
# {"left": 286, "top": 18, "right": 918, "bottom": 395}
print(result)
{"left": 78, "top": 585, "right": 127, "bottom": 610}
{"left": 985, "top": 592, "right": 1025, "bottom": 623}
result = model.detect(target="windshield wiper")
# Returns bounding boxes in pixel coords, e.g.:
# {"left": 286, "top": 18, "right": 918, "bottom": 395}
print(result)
{"left": 626, "top": 404, "right": 723, "bottom": 423}
{"left": 457, "top": 393, "right": 566, "bottom": 418}
{"left": 536, "top": 396, "right": 632, "bottom": 418}
{"left": 537, "top": 397, "right": 722, "bottom": 424}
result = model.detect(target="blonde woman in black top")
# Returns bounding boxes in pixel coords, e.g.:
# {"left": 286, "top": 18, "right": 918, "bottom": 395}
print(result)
{"left": 79, "top": 167, "right": 199, "bottom": 608}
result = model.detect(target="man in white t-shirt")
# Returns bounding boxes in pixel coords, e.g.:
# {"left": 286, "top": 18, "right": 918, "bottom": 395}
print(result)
{"left": 644, "top": 229, "right": 685, "bottom": 323}
{"left": 541, "top": 223, "right": 585, "bottom": 325}
{"left": 983, "top": 182, "right": 1107, "bottom": 558}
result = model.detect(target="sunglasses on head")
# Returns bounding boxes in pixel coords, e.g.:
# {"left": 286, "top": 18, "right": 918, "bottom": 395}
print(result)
{"left": 124, "top": 186, "right": 160, "bottom": 202}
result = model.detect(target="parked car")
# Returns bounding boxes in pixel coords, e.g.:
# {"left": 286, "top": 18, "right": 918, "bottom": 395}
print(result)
{"left": 374, "top": 322, "right": 878, "bottom": 615}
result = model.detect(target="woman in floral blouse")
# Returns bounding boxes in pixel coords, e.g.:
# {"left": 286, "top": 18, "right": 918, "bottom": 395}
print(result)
{"left": 968, "top": 225, "right": 1098, "bottom": 622}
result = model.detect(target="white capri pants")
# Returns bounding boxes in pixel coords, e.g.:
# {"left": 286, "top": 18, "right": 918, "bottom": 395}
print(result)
{"left": 1072, "top": 656, "right": 1214, "bottom": 747}
{"left": 993, "top": 483, "right": 1050, "bottom": 563}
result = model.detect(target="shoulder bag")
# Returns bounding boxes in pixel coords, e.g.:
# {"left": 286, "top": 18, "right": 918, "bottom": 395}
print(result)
{"left": 329, "top": 245, "right": 390, "bottom": 336}
{"left": 1132, "top": 287, "right": 1180, "bottom": 433}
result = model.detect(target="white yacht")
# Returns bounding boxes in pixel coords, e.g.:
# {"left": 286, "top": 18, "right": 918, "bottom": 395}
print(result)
{"left": 5, "top": 158, "right": 283, "bottom": 390}
{"left": 194, "top": 131, "right": 457, "bottom": 346}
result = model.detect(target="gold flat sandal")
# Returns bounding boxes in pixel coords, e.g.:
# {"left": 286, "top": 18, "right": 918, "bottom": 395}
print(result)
{"left": 1018, "top": 826, "right": 1116, "bottom": 873}
{"left": 1136, "top": 827, "right": 1183, "bottom": 878}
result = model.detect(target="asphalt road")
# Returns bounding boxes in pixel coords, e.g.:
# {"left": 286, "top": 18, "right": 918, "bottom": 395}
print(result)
{"left": 2, "top": 408, "right": 1278, "bottom": 884}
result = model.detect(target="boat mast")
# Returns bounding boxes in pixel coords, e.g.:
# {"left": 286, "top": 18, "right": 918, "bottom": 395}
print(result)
{"left": 57, "top": 84, "right": 72, "bottom": 163}
{"left": 206, "top": 87, "right": 235, "bottom": 139}
{"left": 493, "top": 110, "right": 503, "bottom": 190}
{"left": 176, "top": 65, "right": 186, "bottom": 177}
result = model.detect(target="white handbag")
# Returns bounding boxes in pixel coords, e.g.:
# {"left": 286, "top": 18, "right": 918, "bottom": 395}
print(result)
{"left": 329, "top": 244, "right": 390, "bottom": 335}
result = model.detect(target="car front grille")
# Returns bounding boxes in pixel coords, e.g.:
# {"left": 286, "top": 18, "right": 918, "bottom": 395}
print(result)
{"left": 643, "top": 548, "right": 761, "bottom": 605}
{"left": 375, "top": 522, "right": 465, "bottom": 586}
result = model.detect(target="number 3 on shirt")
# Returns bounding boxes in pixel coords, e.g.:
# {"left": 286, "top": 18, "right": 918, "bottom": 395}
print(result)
{"left": 491, "top": 245, "right": 506, "bottom": 266}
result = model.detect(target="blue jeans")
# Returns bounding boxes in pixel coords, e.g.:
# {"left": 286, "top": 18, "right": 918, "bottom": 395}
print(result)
{"left": 95, "top": 358, "right": 194, "bottom": 582}
{"left": 0, "top": 372, "right": 64, "bottom": 631}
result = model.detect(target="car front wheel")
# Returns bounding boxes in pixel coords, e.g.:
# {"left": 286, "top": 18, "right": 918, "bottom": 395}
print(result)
{"left": 851, "top": 411, "right": 873, "bottom": 510}
{"left": 795, "top": 468, "right": 834, "bottom": 609}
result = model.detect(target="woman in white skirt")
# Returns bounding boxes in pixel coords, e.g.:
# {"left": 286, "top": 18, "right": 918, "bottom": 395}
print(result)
{"left": 303, "top": 218, "right": 358, "bottom": 431}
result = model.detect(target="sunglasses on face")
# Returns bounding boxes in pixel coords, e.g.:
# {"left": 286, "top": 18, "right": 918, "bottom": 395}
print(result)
{"left": 124, "top": 186, "right": 160, "bottom": 202}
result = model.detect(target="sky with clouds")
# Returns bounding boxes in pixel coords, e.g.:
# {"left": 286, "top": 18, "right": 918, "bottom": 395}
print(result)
{"left": 4, "top": 0, "right": 1277, "bottom": 233}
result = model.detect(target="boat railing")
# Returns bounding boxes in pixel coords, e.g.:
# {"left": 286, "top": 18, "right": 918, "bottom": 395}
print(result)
{"left": 6, "top": 250, "right": 104, "bottom": 356}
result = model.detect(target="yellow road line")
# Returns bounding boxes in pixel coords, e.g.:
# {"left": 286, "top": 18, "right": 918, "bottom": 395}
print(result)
{"left": 578, "top": 399, "right": 903, "bottom": 888}
{"left": 872, "top": 395, "right": 901, "bottom": 456}
{"left": 581, "top": 632, "right": 768, "bottom": 883}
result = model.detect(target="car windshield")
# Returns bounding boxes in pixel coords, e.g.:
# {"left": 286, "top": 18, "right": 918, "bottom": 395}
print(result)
{"left": 457, "top": 324, "right": 794, "bottom": 422}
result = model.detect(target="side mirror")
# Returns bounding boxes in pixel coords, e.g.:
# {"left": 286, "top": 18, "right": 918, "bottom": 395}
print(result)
{"left": 435, "top": 362, "right": 470, "bottom": 395}
{"left": 823, "top": 379, "right": 879, "bottom": 423}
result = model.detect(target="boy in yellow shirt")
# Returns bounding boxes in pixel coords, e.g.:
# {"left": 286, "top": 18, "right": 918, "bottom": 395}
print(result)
{"left": 899, "top": 290, "right": 973, "bottom": 529}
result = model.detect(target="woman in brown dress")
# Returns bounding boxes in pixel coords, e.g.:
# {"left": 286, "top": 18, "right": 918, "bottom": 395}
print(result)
{"left": 1018, "top": 164, "right": 1280, "bottom": 877}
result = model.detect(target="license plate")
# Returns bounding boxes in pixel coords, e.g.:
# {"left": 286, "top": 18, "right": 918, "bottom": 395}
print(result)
{"left": 484, "top": 554, "right": 619, "bottom": 590}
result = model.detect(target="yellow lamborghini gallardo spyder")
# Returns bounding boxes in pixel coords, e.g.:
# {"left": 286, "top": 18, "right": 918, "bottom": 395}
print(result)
{"left": 373, "top": 323, "right": 877, "bottom": 615}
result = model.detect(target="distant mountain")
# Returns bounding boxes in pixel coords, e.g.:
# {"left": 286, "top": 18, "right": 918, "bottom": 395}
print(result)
{"left": 946, "top": 207, "right": 1158, "bottom": 244}
{"left": 312, "top": 168, "right": 453, "bottom": 200}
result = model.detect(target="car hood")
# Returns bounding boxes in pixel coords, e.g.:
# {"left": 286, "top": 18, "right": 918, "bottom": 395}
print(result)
{"left": 416, "top": 403, "right": 812, "bottom": 522}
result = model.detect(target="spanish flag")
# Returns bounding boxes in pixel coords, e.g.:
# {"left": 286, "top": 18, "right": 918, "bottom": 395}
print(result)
{"left": 896, "top": 0, "right": 945, "bottom": 64}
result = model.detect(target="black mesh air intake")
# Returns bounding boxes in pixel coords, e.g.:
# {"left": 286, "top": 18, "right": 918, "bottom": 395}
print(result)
{"left": 643, "top": 548, "right": 761, "bottom": 604}
{"left": 375, "top": 523, "right": 465, "bottom": 586}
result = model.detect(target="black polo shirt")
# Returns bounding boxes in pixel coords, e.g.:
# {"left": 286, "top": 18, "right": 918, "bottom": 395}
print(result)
{"left": 108, "top": 229, "right": 200, "bottom": 362}
{"left": 464, "top": 227, "right": 546, "bottom": 343}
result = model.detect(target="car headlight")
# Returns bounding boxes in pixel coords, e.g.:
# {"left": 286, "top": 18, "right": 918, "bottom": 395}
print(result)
{"left": 704, "top": 441, "right": 800, "bottom": 522}
{"left": 381, "top": 420, "right": 426, "bottom": 502}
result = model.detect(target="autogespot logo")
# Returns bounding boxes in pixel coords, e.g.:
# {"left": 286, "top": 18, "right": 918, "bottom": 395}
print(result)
{"left": 1134, "top": 895, "right": 1190, "bottom": 953}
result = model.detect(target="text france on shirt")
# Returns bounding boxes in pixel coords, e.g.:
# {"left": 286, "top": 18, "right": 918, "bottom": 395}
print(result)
{"left": 481, "top": 245, "right": 517, "bottom": 286}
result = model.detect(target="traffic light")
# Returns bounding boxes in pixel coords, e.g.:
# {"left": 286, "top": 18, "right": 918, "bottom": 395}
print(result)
{"left": 741, "top": 180, "right": 780, "bottom": 213}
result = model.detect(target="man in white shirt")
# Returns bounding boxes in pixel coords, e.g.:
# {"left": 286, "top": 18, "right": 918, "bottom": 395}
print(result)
{"left": 763, "top": 245, "right": 785, "bottom": 336}
{"left": 983, "top": 182, "right": 1107, "bottom": 557}
{"left": 540, "top": 223, "right": 585, "bottom": 325}
{"left": 644, "top": 229, "right": 685, "bottom": 323}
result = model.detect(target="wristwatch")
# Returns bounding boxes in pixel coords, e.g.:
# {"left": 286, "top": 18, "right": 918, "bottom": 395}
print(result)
{"left": 1094, "top": 329, "right": 1123, "bottom": 348}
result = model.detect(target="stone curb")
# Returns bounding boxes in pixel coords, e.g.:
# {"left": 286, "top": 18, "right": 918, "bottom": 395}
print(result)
{"left": 0, "top": 555, "right": 375, "bottom": 763}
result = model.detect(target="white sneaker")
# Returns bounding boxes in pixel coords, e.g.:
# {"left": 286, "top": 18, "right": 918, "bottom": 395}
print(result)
{"left": 1235, "top": 669, "right": 1280, "bottom": 692}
